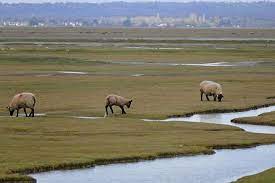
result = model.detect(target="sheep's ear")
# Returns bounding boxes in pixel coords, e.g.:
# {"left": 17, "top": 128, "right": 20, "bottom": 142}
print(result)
{"left": 130, "top": 100, "right": 133, "bottom": 103}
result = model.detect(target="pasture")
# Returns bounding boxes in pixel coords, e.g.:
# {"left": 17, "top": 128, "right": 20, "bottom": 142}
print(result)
{"left": 0, "top": 28, "right": 275, "bottom": 182}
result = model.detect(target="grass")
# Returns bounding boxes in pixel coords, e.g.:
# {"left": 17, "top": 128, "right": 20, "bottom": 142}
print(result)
{"left": 232, "top": 111, "right": 275, "bottom": 126}
{"left": 0, "top": 27, "right": 275, "bottom": 182}
{"left": 1, "top": 117, "right": 275, "bottom": 182}
{"left": 1, "top": 27, "right": 275, "bottom": 40}
{"left": 235, "top": 168, "right": 275, "bottom": 183}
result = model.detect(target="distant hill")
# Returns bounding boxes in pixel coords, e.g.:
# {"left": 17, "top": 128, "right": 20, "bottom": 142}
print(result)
{"left": 0, "top": 2, "right": 274, "bottom": 19}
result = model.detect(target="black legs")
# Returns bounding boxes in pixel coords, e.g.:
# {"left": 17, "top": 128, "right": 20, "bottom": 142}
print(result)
{"left": 14, "top": 108, "right": 35, "bottom": 117}
{"left": 105, "top": 105, "right": 109, "bottom": 116}
{"left": 201, "top": 93, "right": 219, "bottom": 102}
{"left": 24, "top": 108, "right": 28, "bottom": 117}
{"left": 28, "top": 108, "right": 34, "bottom": 117}
{"left": 109, "top": 106, "right": 114, "bottom": 114}
{"left": 201, "top": 92, "right": 211, "bottom": 101}
{"left": 105, "top": 105, "right": 126, "bottom": 115}
{"left": 105, "top": 105, "right": 114, "bottom": 116}
{"left": 120, "top": 106, "right": 126, "bottom": 114}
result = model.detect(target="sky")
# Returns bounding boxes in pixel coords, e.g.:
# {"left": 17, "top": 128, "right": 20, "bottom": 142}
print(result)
{"left": 0, "top": 0, "right": 272, "bottom": 3}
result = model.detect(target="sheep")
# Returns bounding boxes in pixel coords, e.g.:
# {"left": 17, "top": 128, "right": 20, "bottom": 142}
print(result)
{"left": 105, "top": 94, "right": 133, "bottom": 116}
{"left": 7, "top": 92, "right": 36, "bottom": 117}
{"left": 200, "top": 81, "right": 224, "bottom": 102}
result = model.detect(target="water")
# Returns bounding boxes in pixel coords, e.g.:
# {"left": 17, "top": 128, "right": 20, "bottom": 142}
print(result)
{"left": 108, "top": 61, "right": 260, "bottom": 67}
{"left": 72, "top": 116, "right": 103, "bottom": 120}
{"left": 57, "top": 71, "right": 88, "bottom": 75}
{"left": 31, "top": 106, "right": 275, "bottom": 183}
{"left": 162, "top": 105, "right": 275, "bottom": 134}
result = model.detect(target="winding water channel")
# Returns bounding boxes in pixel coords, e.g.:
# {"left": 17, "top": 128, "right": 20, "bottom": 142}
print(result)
{"left": 31, "top": 105, "right": 275, "bottom": 183}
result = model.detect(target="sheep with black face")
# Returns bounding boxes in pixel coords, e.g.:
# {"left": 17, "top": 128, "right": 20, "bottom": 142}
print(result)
{"left": 105, "top": 94, "right": 133, "bottom": 116}
{"left": 7, "top": 92, "right": 36, "bottom": 117}
{"left": 200, "top": 81, "right": 224, "bottom": 102}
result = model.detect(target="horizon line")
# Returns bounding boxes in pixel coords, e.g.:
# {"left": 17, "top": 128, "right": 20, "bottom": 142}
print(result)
{"left": 1, "top": 0, "right": 275, "bottom": 4}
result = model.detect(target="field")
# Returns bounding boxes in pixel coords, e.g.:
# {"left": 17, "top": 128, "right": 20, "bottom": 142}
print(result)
{"left": 0, "top": 28, "right": 275, "bottom": 182}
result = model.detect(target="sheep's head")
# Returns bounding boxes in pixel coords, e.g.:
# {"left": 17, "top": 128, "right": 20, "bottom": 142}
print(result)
{"left": 126, "top": 100, "right": 133, "bottom": 108}
{"left": 7, "top": 106, "right": 14, "bottom": 116}
{"left": 217, "top": 94, "right": 224, "bottom": 102}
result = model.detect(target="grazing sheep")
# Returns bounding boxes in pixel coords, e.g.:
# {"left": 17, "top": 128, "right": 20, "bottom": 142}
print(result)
{"left": 105, "top": 94, "right": 133, "bottom": 116}
{"left": 7, "top": 92, "right": 36, "bottom": 117}
{"left": 200, "top": 81, "right": 224, "bottom": 102}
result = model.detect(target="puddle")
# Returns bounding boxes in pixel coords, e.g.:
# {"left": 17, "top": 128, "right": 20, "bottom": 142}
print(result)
{"left": 171, "top": 62, "right": 234, "bottom": 67}
{"left": 72, "top": 116, "right": 103, "bottom": 120}
{"left": 125, "top": 46, "right": 182, "bottom": 50}
{"left": 108, "top": 61, "right": 263, "bottom": 67}
{"left": 57, "top": 71, "right": 88, "bottom": 75}
{"left": 36, "top": 74, "right": 53, "bottom": 77}
{"left": 131, "top": 74, "right": 145, "bottom": 77}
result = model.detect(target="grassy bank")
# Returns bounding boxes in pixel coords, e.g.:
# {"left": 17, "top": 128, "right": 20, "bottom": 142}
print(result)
{"left": 0, "top": 28, "right": 275, "bottom": 182}
{"left": 232, "top": 111, "right": 275, "bottom": 126}
{"left": 235, "top": 168, "right": 275, "bottom": 183}
{"left": 1, "top": 117, "right": 275, "bottom": 182}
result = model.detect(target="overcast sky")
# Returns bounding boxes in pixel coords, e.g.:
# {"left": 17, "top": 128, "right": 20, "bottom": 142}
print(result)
{"left": 0, "top": 0, "right": 273, "bottom": 3}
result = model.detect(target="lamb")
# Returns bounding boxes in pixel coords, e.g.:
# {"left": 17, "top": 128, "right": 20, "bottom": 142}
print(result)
{"left": 7, "top": 92, "right": 36, "bottom": 117}
{"left": 105, "top": 94, "right": 133, "bottom": 116}
{"left": 200, "top": 80, "right": 224, "bottom": 102}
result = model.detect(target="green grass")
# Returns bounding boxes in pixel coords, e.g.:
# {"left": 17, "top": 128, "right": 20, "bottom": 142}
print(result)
{"left": 1, "top": 27, "right": 275, "bottom": 40}
{"left": 235, "top": 168, "right": 275, "bottom": 183}
{"left": 1, "top": 46, "right": 275, "bottom": 63}
{"left": 1, "top": 117, "right": 275, "bottom": 182}
{"left": 0, "top": 28, "right": 275, "bottom": 182}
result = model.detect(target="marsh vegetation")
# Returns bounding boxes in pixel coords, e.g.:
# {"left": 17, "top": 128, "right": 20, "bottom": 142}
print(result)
{"left": 0, "top": 28, "right": 275, "bottom": 182}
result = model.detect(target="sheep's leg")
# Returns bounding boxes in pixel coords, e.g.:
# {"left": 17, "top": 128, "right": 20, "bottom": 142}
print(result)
{"left": 109, "top": 106, "right": 114, "bottom": 114}
{"left": 23, "top": 108, "right": 28, "bottom": 117}
{"left": 200, "top": 92, "right": 203, "bottom": 101}
{"left": 214, "top": 95, "right": 217, "bottom": 101}
{"left": 28, "top": 109, "right": 34, "bottom": 117}
{"left": 120, "top": 106, "right": 126, "bottom": 114}
{"left": 16, "top": 109, "right": 19, "bottom": 117}
{"left": 206, "top": 95, "right": 210, "bottom": 101}
{"left": 105, "top": 105, "right": 109, "bottom": 116}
